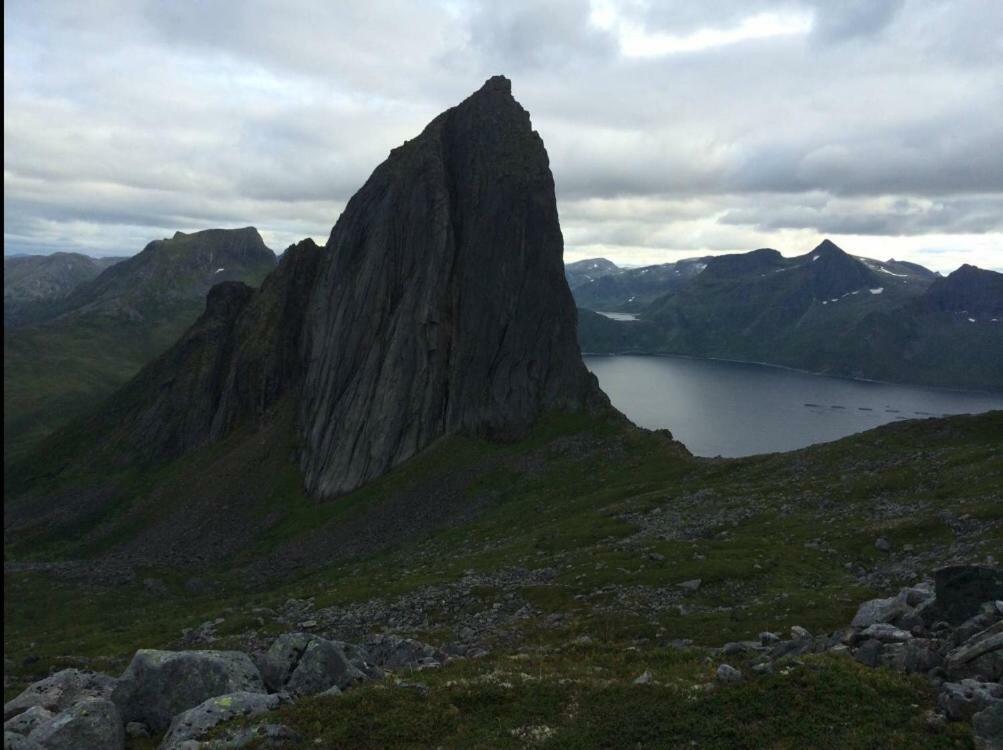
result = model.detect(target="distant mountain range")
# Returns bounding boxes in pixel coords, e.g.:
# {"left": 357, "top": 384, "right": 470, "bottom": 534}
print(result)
{"left": 4, "top": 252, "right": 122, "bottom": 326}
{"left": 3, "top": 228, "right": 276, "bottom": 465}
{"left": 572, "top": 240, "right": 1003, "bottom": 391}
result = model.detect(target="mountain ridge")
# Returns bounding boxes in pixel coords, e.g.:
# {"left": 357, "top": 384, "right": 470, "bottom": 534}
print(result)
{"left": 575, "top": 240, "right": 1002, "bottom": 391}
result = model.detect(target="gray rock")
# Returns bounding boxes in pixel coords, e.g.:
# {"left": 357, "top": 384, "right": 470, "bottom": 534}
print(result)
{"left": 3, "top": 732, "right": 42, "bottom": 750}
{"left": 364, "top": 635, "right": 444, "bottom": 670}
{"left": 926, "top": 566, "right": 1003, "bottom": 626}
{"left": 3, "top": 670, "right": 116, "bottom": 722}
{"left": 790, "top": 626, "right": 811, "bottom": 640}
{"left": 261, "top": 634, "right": 365, "bottom": 697}
{"left": 946, "top": 623, "right": 1003, "bottom": 681}
{"left": 759, "top": 632, "right": 780, "bottom": 646}
{"left": 678, "top": 579, "right": 702, "bottom": 593}
{"left": 633, "top": 671, "right": 652, "bottom": 685}
{"left": 125, "top": 721, "right": 150, "bottom": 738}
{"left": 210, "top": 722, "right": 300, "bottom": 749}
{"left": 715, "top": 664, "right": 742, "bottom": 683}
{"left": 938, "top": 680, "right": 1002, "bottom": 721}
{"left": 853, "top": 639, "right": 884, "bottom": 668}
{"left": 112, "top": 649, "right": 265, "bottom": 733}
{"left": 722, "top": 641, "right": 760, "bottom": 656}
{"left": 27, "top": 698, "right": 124, "bottom": 750}
{"left": 902, "top": 638, "right": 944, "bottom": 674}
{"left": 850, "top": 596, "right": 908, "bottom": 629}
{"left": 899, "top": 584, "right": 935, "bottom": 607}
{"left": 861, "top": 623, "right": 913, "bottom": 643}
{"left": 3, "top": 707, "right": 53, "bottom": 736}
{"left": 875, "top": 537, "right": 892, "bottom": 552}
{"left": 973, "top": 700, "right": 1003, "bottom": 750}
{"left": 161, "top": 692, "right": 282, "bottom": 750}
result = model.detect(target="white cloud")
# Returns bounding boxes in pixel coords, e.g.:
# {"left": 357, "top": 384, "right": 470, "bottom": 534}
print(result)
{"left": 3, "top": 0, "right": 1002, "bottom": 277}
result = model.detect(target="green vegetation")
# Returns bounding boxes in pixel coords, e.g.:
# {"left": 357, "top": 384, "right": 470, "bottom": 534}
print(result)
{"left": 231, "top": 653, "right": 971, "bottom": 749}
{"left": 4, "top": 411, "right": 1000, "bottom": 746}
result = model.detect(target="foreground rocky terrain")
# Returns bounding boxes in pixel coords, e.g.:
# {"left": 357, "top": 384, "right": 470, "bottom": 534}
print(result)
{"left": 5, "top": 564, "right": 1001, "bottom": 748}
{"left": 5, "top": 410, "right": 1002, "bottom": 747}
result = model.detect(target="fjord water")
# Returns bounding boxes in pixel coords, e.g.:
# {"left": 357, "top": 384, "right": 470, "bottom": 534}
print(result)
{"left": 585, "top": 354, "right": 1003, "bottom": 457}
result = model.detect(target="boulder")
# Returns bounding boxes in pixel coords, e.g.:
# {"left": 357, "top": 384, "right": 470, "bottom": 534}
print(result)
{"left": 3, "top": 732, "right": 42, "bottom": 750}
{"left": 112, "top": 649, "right": 265, "bottom": 733}
{"left": 902, "top": 638, "right": 944, "bottom": 674}
{"left": 364, "top": 635, "right": 445, "bottom": 670}
{"left": 161, "top": 692, "right": 282, "bottom": 750}
{"left": 3, "top": 670, "right": 116, "bottom": 721}
{"left": 972, "top": 700, "right": 1002, "bottom": 750}
{"left": 926, "top": 566, "right": 1003, "bottom": 626}
{"left": 26, "top": 698, "right": 124, "bottom": 750}
{"left": 945, "top": 623, "right": 1003, "bottom": 681}
{"left": 861, "top": 623, "right": 913, "bottom": 643}
{"left": 715, "top": 664, "right": 742, "bottom": 683}
{"left": 3, "top": 707, "right": 53, "bottom": 737}
{"left": 853, "top": 639, "right": 884, "bottom": 668}
{"left": 850, "top": 596, "right": 910, "bottom": 629}
{"left": 938, "top": 680, "right": 1002, "bottom": 721}
{"left": 261, "top": 634, "right": 366, "bottom": 696}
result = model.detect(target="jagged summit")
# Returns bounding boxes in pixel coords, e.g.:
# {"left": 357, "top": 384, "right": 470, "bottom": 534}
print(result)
{"left": 811, "top": 238, "right": 845, "bottom": 255}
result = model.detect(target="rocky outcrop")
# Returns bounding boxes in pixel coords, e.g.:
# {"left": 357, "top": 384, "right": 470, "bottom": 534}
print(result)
{"left": 3, "top": 669, "right": 116, "bottom": 722}
{"left": 721, "top": 565, "right": 1003, "bottom": 745}
{"left": 25, "top": 698, "right": 123, "bottom": 750}
{"left": 111, "top": 650, "right": 266, "bottom": 733}
{"left": 299, "top": 75, "right": 602, "bottom": 496}
{"left": 3, "top": 632, "right": 401, "bottom": 748}
{"left": 259, "top": 633, "right": 371, "bottom": 696}
{"left": 160, "top": 692, "right": 283, "bottom": 750}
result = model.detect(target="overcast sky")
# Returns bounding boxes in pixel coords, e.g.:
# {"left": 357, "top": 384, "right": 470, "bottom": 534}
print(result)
{"left": 4, "top": 0, "right": 1002, "bottom": 272}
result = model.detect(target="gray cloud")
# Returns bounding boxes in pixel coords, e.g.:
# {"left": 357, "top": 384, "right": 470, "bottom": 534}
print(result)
{"left": 4, "top": 0, "right": 1002, "bottom": 274}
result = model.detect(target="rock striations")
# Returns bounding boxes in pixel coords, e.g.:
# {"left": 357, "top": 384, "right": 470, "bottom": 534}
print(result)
{"left": 299, "top": 75, "right": 600, "bottom": 496}
{"left": 22, "top": 76, "right": 604, "bottom": 499}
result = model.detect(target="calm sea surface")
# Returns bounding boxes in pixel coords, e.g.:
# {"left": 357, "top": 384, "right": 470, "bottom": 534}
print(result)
{"left": 584, "top": 354, "right": 1003, "bottom": 457}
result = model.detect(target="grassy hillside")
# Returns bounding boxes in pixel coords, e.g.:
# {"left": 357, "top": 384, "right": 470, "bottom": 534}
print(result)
{"left": 5, "top": 409, "right": 1000, "bottom": 746}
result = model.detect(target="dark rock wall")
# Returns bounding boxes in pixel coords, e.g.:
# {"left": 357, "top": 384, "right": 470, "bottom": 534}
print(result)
{"left": 300, "top": 76, "right": 600, "bottom": 497}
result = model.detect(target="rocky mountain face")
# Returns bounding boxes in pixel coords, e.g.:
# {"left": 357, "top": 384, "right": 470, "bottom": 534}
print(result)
{"left": 13, "top": 76, "right": 604, "bottom": 502}
{"left": 577, "top": 240, "right": 1003, "bottom": 391}
{"left": 923, "top": 265, "right": 1003, "bottom": 318}
{"left": 3, "top": 228, "right": 278, "bottom": 465}
{"left": 3, "top": 252, "right": 121, "bottom": 326}
{"left": 299, "top": 75, "right": 601, "bottom": 496}
{"left": 96, "top": 238, "right": 322, "bottom": 462}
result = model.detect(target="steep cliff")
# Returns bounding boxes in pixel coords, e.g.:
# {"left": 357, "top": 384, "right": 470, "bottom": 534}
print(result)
{"left": 299, "top": 75, "right": 601, "bottom": 496}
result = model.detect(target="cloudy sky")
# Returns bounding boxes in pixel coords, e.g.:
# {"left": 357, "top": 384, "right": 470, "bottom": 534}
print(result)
{"left": 4, "top": 0, "right": 1002, "bottom": 272}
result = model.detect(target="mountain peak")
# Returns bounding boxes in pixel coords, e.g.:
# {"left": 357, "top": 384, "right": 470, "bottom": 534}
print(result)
{"left": 811, "top": 239, "right": 846, "bottom": 256}
{"left": 476, "top": 74, "right": 512, "bottom": 97}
